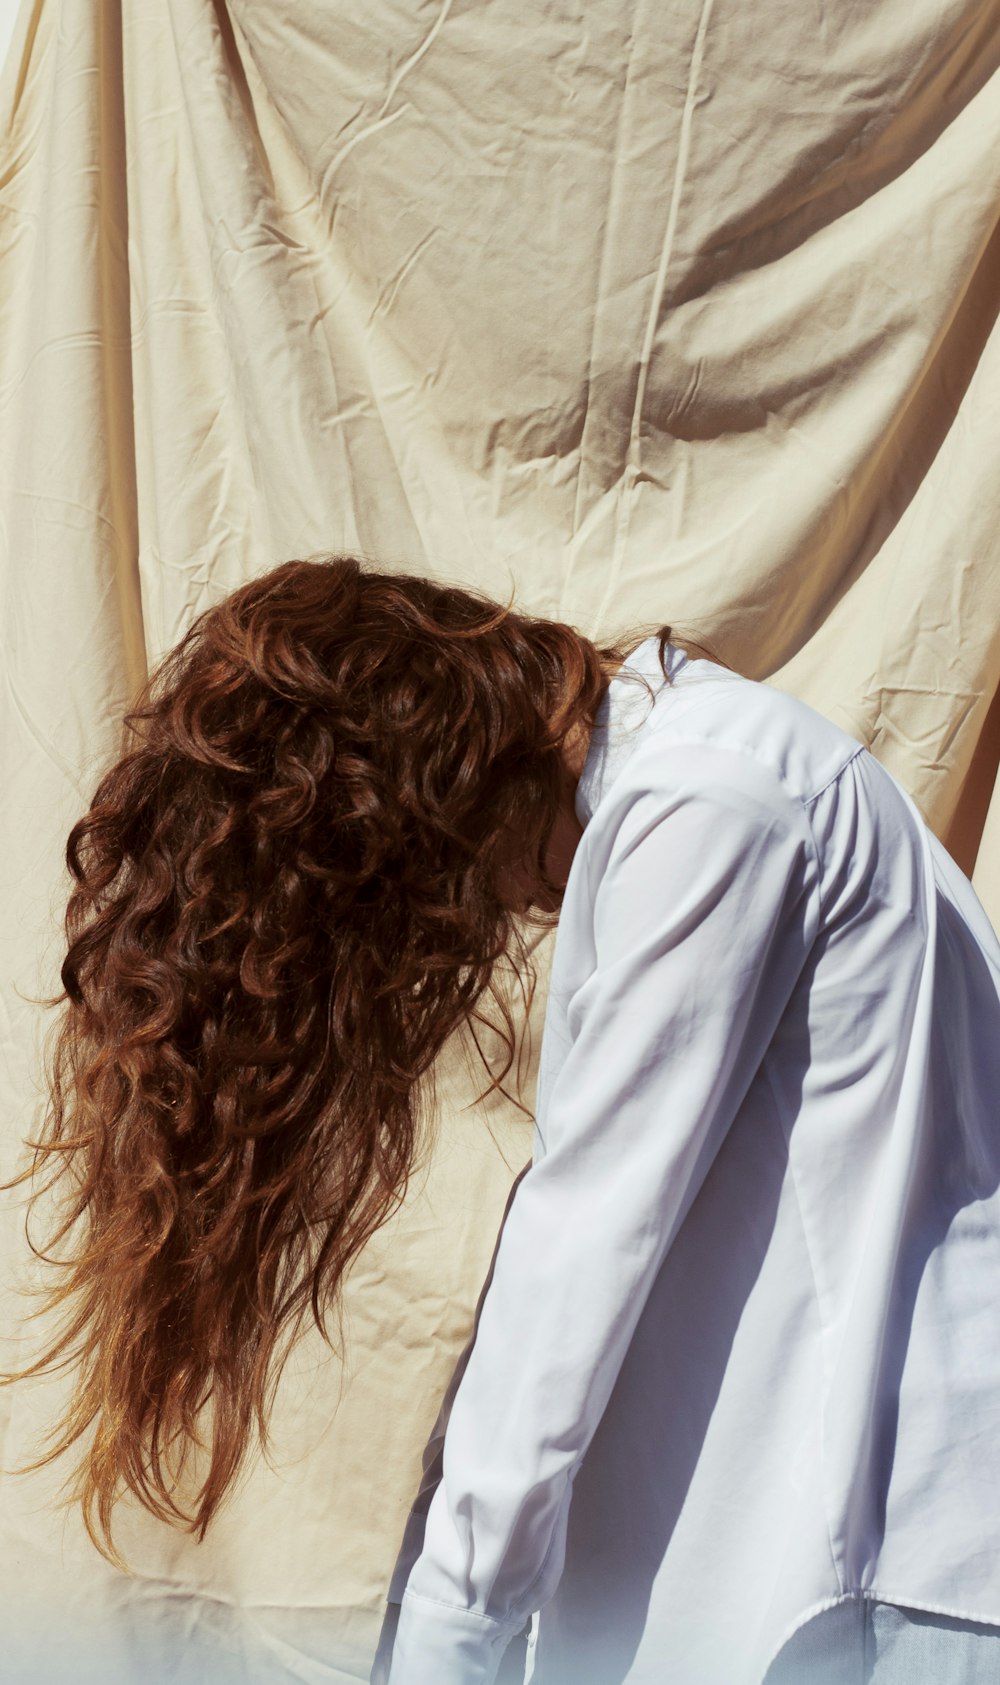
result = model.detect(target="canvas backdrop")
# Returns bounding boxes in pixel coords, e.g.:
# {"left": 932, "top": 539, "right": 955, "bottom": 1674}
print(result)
{"left": 1, "top": 1, "right": 999, "bottom": 1679}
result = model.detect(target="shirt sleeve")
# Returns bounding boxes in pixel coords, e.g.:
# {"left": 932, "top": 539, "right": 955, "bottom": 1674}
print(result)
{"left": 386, "top": 740, "right": 819, "bottom": 1685}
{"left": 387, "top": 1163, "right": 532, "bottom": 1605}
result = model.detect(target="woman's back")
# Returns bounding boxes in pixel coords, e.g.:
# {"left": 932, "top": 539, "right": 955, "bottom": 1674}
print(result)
{"left": 390, "top": 637, "right": 1000, "bottom": 1685}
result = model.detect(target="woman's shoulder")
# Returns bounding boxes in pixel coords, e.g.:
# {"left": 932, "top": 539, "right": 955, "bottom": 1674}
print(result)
{"left": 583, "top": 642, "right": 865, "bottom": 830}
{"left": 652, "top": 657, "right": 865, "bottom": 807}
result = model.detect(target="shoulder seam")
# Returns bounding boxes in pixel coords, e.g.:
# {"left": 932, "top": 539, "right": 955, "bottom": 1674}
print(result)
{"left": 631, "top": 713, "right": 863, "bottom": 811}
{"left": 802, "top": 742, "right": 866, "bottom": 808}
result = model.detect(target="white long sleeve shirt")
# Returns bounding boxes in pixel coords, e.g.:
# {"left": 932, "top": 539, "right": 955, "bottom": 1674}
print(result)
{"left": 385, "top": 637, "right": 1000, "bottom": 1685}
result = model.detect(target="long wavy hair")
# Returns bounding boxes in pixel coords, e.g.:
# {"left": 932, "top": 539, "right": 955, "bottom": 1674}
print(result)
{"left": 2, "top": 555, "right": 687, "bottom": 1566}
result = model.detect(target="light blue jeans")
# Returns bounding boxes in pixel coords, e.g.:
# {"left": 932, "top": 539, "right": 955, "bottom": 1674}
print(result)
{"left": 763, "top": 1597, "right": 1000, "bottom": 1684}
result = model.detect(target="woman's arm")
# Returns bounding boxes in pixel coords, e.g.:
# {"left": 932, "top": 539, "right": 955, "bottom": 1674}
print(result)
{"left": 373, "top": 1603, "right": 530, "bottom": 1685}
{"left": 386, "top": 1162, "right": 532, "bottom": 1609}
{"left": 373, "top": 1165, "right": 531, "bottom": 1683}
{"left": 387, "top": 741, "right": 820, "bottom": 1685}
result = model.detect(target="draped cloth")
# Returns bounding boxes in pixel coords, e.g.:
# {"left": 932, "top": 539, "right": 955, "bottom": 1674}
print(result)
{"left": 1, "top": 2, "right": 998, "bottom": 1679}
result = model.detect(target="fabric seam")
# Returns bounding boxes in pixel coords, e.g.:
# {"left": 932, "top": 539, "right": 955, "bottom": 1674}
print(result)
{"left": 400, "top": 1586, "right": 516, "bottom": 1632}
{"left": 759, "top": 1589, "right": 1000, "bottom": 1685}
{"left": 589, "top": 697, "right": 864, "bottom": 836}
{"left": 761, "top": 1056, "right": 845, "bottom": 1603}
{"left": 802, "top": 742, "right": 866, "bottom": 808}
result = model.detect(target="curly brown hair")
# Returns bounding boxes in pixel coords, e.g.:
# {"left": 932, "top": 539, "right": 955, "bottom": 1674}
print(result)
{"left": 1, "top": 555, "right": 680, "bottom": 1566}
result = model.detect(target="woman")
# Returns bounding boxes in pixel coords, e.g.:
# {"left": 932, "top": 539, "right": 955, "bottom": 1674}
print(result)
{"left": 6, "top": 556, "right": 1000, "bottom": 1684}
{"left": 366, "top": 575, "right": 1000, "bottom": 1683}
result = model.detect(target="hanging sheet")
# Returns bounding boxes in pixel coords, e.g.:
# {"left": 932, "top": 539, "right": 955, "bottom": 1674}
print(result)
{"left": 1, "top": 1, "right": 999, "bottom": 1678}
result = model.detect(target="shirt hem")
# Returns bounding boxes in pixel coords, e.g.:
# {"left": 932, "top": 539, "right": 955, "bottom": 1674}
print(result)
{"left": 759, "top": 1587, "right": 1000, "bottom": 1684}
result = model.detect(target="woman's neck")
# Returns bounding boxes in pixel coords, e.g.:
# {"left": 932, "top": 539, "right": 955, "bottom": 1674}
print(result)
{"left": 560, "top": 652, "right": 627, "bottom": 784}
{"left": 534, "top": 654, "right": 626, "bottom": 910}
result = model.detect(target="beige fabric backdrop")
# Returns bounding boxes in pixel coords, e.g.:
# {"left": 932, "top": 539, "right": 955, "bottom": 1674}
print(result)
{"left": 1, "top": 1, "right": 999, "bottom": 1679}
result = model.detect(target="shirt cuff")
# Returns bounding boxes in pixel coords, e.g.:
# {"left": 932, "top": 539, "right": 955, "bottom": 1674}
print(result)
{"left": 385, "top": 1588, "right": 521, "bottom": 1685}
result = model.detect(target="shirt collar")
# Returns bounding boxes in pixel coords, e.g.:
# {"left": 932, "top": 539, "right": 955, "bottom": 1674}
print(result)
{"left": 574, "top": 635, "right": 690, "bottom": 829}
